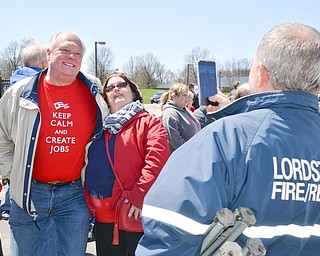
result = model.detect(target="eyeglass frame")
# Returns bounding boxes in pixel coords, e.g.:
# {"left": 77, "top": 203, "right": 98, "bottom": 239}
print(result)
{"left": 104, "top": 82, "right": 128, "bottom": 92}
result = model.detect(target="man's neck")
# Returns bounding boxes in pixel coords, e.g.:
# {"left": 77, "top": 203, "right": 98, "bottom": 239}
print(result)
{"left": 45, "top": 73, "right": 77, "bottom": 86}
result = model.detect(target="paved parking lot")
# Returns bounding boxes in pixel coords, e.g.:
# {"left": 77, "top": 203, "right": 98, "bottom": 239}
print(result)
{"left": 0, "top": 217, "right": 9, "bottom": 255}
{"left": 145, "top": 103, "right": 162, "bottom": 117}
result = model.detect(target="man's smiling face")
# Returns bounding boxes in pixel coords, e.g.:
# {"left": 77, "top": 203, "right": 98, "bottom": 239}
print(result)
{"left": 47, "top": 33, "right": 83, "bottom": 82}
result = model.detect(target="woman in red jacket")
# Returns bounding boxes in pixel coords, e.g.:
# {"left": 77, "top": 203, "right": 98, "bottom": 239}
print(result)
{"left": 85, "top": 73, "right": 170, "bottom": 256}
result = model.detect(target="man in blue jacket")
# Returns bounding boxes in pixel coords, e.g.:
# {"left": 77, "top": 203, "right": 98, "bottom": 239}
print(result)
{"left": 136, "top": 23, "right": 320, "bottom": 256}
{"left": 9, "top": 40, "right": 47, "bottom": 86}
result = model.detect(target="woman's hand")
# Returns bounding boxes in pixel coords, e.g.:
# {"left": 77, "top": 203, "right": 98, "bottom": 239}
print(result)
{"left": 127, "top": 201, "right": 142, "bottom": 221}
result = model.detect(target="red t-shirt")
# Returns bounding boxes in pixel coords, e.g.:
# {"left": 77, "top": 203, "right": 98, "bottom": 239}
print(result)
{"left": 32, "top": 75, "right": 97, "bottom": 182}
{"left": 187, "top": 105, "right": 195, "bottom": 112}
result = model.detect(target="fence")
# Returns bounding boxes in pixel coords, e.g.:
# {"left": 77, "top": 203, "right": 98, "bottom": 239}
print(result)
{"left": 0, "top": 77, "right": 10, "bottom": 98}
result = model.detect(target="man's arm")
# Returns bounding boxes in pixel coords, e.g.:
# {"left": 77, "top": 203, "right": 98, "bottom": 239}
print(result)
{"left": 0, "top": 91, "right": 15, "bottom": 178}
{"left": 136, "top": 123, "right": 235, "bottom": 255}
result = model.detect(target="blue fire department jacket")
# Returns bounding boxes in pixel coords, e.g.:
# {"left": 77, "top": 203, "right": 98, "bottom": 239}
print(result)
{"left": 136, "top": 90, "right": 320, "bottom": 256}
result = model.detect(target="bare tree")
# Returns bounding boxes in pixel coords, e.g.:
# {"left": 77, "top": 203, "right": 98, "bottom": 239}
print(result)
{"left": 220, "top": 58, "right": 251, "bottom": 79}
{"left": 0, "top": 38, "right": 38, "bottom": 79}
{"left": 86, "top": 46, "right": 115, "bottom": 83}
{"left": 183, "top": 47, "right": 212, "bottom": 85}
{"left": 123, "top": 56, "right": 139, "bottom": 81}
{"left": 163, "top": 69, "right": 178, "bottom": 84}
{"left": 139, "top": 52, "right": 159, "bottom": 88}
{"left": 236, "top": 58, "right": 251, "bottom": 76}
{"left": 123, "top": 52, "right": 170, "bottom": 88}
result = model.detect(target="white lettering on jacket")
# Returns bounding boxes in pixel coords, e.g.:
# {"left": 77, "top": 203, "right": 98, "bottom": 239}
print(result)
{"left": 271, "top": 157, "right": 320, "bottom": 202}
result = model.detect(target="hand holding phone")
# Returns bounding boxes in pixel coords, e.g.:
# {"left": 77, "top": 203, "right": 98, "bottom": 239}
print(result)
{"left": 206, "top": 92, "right": 231, "bottom": 113}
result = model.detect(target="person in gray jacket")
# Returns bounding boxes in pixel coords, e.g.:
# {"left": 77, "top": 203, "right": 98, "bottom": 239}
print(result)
{"left": 0, "top": 31, "right": 108, "bottom": 256}
{"left": 160, "top": 83, "right": 200, "bottom": 153}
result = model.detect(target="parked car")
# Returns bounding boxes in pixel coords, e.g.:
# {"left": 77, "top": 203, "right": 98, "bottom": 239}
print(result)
{"left": 150, "top": 92, "right": 164, "bottom": 104}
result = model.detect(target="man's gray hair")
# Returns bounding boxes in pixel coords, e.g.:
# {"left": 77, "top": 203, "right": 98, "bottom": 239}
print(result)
{"left": 256, "top": 23, "right": 320, "bottom": 94}
{"left": 48, "top": 31, "right": 86, "bottom": 55}
{"left": 21, "top": 40, "right": 47, "bottom": 67}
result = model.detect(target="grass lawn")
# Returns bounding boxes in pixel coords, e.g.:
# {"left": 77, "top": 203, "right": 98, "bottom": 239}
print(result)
{"left": 141, "top": 88, "right": 167, "bottom": 104}
{"left": 140, "top": 88, "right": 230, "bottom": 104}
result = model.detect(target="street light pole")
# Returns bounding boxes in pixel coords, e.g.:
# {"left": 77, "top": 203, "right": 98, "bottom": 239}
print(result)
{"left": 186, "top": 63, "right": 192, "bottom": 86}
{"left": 94, "top": 41, "right": 106, "bottom": 77}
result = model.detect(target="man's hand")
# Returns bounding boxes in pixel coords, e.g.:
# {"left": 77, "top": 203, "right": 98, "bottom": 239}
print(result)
{"left": 206, "top": 92, "right": 231, "bottom": 113}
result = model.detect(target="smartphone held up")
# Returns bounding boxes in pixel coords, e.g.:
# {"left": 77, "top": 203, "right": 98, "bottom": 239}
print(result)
{"left": 197, "top": 60, "right": 218, "bottom": 106}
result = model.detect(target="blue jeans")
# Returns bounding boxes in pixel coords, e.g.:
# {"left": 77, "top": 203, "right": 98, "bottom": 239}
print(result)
{"left": 0, "top": 181, "right": 11, "bottom": 212}
{"left": 9, "top": 179, "right": 90, "bottom": 256}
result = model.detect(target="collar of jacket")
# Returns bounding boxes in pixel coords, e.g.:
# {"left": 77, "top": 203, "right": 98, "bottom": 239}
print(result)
{"left": 208, "top": 90, "right": 318, "bottom": 121}
{"left": 20, "top": 69, "right": 101, "bottom": 104}
{"left": 102, "top": 110, "right": 149, "bottom": 138}
{"left": 163, "top": 100, "right": 188, "bottom": 111}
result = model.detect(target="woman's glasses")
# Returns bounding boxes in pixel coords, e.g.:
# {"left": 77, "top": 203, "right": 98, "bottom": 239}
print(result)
{"left": 105, "top": 82, "right": 128, "bottom": 92}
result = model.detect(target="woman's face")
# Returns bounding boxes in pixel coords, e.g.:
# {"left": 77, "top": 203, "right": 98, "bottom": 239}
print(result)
{"left": 105, "top": 76, "right": 134, "bottom": 113}
{"left": 172, "top": 90, "right": 189, "bottom": 108}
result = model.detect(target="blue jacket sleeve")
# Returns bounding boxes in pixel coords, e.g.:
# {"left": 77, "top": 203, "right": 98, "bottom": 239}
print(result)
{"left": 137, "top": 216, "right": 204, "bottom": 255}
{"left": 136, "top": 121, "right": 242, "bottom": 255}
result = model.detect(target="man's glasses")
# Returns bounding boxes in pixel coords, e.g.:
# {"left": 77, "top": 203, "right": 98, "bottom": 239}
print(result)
{"left": 105, "top": 82, "right": 128, "bottom": 92}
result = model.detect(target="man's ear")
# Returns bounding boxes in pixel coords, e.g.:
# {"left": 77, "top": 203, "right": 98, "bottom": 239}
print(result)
{"left": 257, "top": 63, "right": 269, "bottom": 88}
{"left": 46, "top": 48, "right": 51, "bottom": 62}
{"left": 41, "top": 60, "right": 48, "bottom": 69}
{"left": 257, "top": 63, "right": 276, "bottom": 92}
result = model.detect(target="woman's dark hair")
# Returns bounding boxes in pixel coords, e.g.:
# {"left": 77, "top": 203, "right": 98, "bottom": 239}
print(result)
{"left": 101, "top": 73, "right": 143, "bottom": 105}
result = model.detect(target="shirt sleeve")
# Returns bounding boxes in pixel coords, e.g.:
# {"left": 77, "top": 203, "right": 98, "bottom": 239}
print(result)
{"left": 0, "top": 91, "right": 15, "bottom": 178}
{"left": 127, "top": 115, "right": 171, "bottom": 209}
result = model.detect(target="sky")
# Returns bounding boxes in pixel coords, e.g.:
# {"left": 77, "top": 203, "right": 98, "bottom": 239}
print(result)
{"left": 0, "top": 0, "right": 319, "bottom": 74}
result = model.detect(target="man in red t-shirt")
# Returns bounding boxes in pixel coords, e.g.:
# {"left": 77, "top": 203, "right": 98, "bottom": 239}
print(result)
{"left": 0, "top": 31, "right": 107, "bottom": 256}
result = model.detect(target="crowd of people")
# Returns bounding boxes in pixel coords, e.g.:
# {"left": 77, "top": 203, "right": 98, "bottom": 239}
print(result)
{"left": 1, "top": 22, "right": 320, "bottom": 256}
